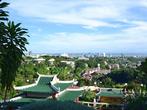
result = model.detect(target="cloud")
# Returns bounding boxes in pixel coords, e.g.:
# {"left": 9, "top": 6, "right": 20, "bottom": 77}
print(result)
{"left": 8, "top": 0, "right": 147, "bottom": 53}
{"left": 123, "top": 21, "right": 147, "bottom": 34}
{"left": 140, "top": 0, "right": 147, "bottom": 7}
{"left": 8, "top": 0, "right": 143, "bottom": 29}
{"left": 27, "top": 31, "right": 147, "bottom": 53}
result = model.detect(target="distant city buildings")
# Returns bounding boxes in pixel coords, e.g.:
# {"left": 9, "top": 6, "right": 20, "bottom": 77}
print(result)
{"left": 60, "top": 53, "right": 69, "bottom": 57}
{"left": 102, "top": 52, "right": 106, "bottom": 57}
{"left": 78, "top": 56, "right": 89, "bottom": 60}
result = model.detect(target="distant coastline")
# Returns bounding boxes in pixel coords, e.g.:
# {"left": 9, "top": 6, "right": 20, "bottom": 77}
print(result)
{"left": 25, "top": 52, "right": 147, "bottom": 57}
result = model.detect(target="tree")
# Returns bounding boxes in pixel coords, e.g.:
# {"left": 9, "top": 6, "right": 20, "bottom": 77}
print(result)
{"left": 126, "top": 95, "right": 147, "bottom": 110}
{"left": 0, "top": 0, "right": 9, "bottom": 100}
{"left": 0, "top": 1, "right": 9, "bottom": 21}
{"left": 0, "top": 0, "right": 9, "bottom": 62}
{"left": 15, "top": 62, "right": 37, "bottom": 86}
{"left": 74, "top": 60, "right": 88, "bottom": 79}
{"left": 58, "top": 66, "right": 72, "bottom": 80}
{"left": 101, "top": 77, "right": 115, "bottom": 88}
{"left": 35, "top": 63, "right": 49, "bottom": 74}
{"left": 138, "top": 58, "right": 147, "bottom": 86}
{"left": 77, "top": 78, "right": 91, "bottom": 87}
{"left": 139, "top": 58, "right": 147, "bottom": 73}
{"left": 81, "top": 90, "right": 96, "bottom": 102}
{"left": 108, "top": 68, "right": 136, "bottom": 84}
{"left": 0, "top": 21, "right": 29, "bottom": 101}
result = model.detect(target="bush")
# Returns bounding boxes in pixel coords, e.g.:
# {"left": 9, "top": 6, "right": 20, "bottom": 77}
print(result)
{"left": 126, "top": 95, "right": 147, "bottom": 110}
{"left": 81, "top": 90, "right": 96, "bottom": 102}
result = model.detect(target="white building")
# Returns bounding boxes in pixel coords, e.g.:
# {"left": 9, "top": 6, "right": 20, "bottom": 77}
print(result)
{"left": 48, "top": 58, "right": 55, "bottom": 65}
{"left": 34, "top": 58, "right": 45, "bottom": 63}
{"left": 102, "top": 52, "right": 106, "bottom": 57}
{"left": 60, "top": 53, "right": 69, "bottom": 57}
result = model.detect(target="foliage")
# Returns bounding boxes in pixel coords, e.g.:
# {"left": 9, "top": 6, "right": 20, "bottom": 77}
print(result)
{"left": 49, "top": 66, "right": 62, "bottom": 75}
{"left": 126, "top": 95, "right": 147, "bottom": 110}
{"left": 139, "top": 58, "right": 147, "bottom": 73}
{"left": 21, "top": 100, "right": 94, "bottom": 110}
{"left": 74, "top": 60, "right": 88, "bottom": 78}
{"left": 57, "top": 67, "right": 73, "bottom": 80}
{"left": 101, "top": 77, "right": 115, "bottom": 88}
{"left": 0, "top": 21, "right": 29, "bottom": 100}
{"left": 138, "top": 58, "right": 147, "bottom": 86}
{"left": 125, "top": 59, "right": 147, "bottom": 110}
{"left": 35, "top": 63, "right": 49, "bottom": 74}
{"left": 0, "top": 1, "right": 29, "bottom": 101}
{"left": 0, "top": 1, "right": 9, "bottom": 21}
{"left": 127, "top": 82, "right": 142, "bottom": 93}
{"left": 77, "top": 78, "right": 91, "bottom": 87}
{"left": 108, "top": 68, "right": 138, "bottom": 84}
{"left": 81, "top": 90, "right": 96, "bottom": 102}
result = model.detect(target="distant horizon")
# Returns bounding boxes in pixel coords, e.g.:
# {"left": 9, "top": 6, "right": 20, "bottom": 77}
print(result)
{"left": 26, "top": 52, "right": 147, "bottom": 56}
{"left": 7, "top": 0, "right": 147, "bottom": 53}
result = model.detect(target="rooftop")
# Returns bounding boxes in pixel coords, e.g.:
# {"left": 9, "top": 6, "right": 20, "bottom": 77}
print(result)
{"left": 17, "top": 75, "right": 74, "bottom": 94}
{"left": 58, "top": 90, "right": 83, "bottom": 101}
{"left": 97, "top": 88, "right": 124, "bottom": 98}
{"left": 54, "top": 82, "right": 73, "bottom": 91}
{"left": 21, "top": 76, "right": 55, "bottom": 94}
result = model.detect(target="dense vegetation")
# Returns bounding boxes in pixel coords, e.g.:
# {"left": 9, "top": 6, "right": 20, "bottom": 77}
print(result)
{"left": 126, "top": 95, "right": 147, "bottom": 110}
{"left": 4, "top": 55, "right": 146, "bottom": 91}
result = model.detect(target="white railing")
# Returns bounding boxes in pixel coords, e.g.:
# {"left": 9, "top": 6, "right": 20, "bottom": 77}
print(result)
{"left": 66, "top": 88, "right": 84, "bottom": 91}
{"left": 58, "top": 80, "right": 74, "bottom": 83}
{"left": 14, "top": 83, "right": 37, "bottom": 90}
{"left": 79, "top": 101, "right": 124, "bottom": 109}
{"left": 10, "top": 96, "right": 22, "bottom": 101}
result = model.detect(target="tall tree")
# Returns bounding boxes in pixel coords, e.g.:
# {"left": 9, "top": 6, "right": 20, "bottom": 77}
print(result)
{"left": 139, "top": 58, "right": 147, "bottom": 87}
{"left": 139, "top": 58, "right": 147, "bottom": 73}
{"left": 0, "top": 0, "right": 9, "bottom": 100}
{"left": 0, "top": 0, "right": 9, "bottom": 57}
{"left": 0, "top": 21, "right": 29, "bottom": 101}
{"left": 0, "top": 0, "right": 9, "bottom": 21}
{"left": 126, "top": 95, "right": 147, "bottom": 110}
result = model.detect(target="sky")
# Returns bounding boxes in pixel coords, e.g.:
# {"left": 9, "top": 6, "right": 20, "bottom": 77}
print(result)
{"left": 5, "top": 0, "right": 147, "bottom": 54}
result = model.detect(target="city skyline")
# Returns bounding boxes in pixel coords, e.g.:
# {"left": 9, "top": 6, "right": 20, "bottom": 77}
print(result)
{"left": 6, "top": 0, "right": 147, "bottom": 53}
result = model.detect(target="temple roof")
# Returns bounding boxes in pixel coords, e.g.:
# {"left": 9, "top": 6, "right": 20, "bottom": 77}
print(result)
{"left": 3, "top": 98, "right": 47, "bottom": 108}
{"left": 21, "top": 76, "right": 55, "bottom": 94}
{"left": 14, "top": 97, "right": 46, "bottom": 103}
{"left": 37, "top": 76, "right": 53, "bottom": 85}
{"left": 17, "top": 75, "right": 74, "bottom": 94}
{"left": 57, "top": 90, "right": 83, "bottom": 101}
{"left": 54, "top": 82, "right": 73, "bottom": 91}
{"left": 21, "top": 85, "right": 55, "bottom": 93}
{"left": 97, "top": 88, "right": 124, "bottom": 98}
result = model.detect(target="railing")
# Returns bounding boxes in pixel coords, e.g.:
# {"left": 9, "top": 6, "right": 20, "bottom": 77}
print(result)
{"left": 78, "top": 101, "right": 124, "bottom": 110}
{"left": 14, "top": 83, "right": 37, "bottom": 90}
{"left": 10, "top": 96, "right": 22, "bottom": 101}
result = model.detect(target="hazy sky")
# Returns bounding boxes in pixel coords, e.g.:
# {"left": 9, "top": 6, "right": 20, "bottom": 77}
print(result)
{"left": 6, "top": 0, "right": 147, "bottom": 53}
